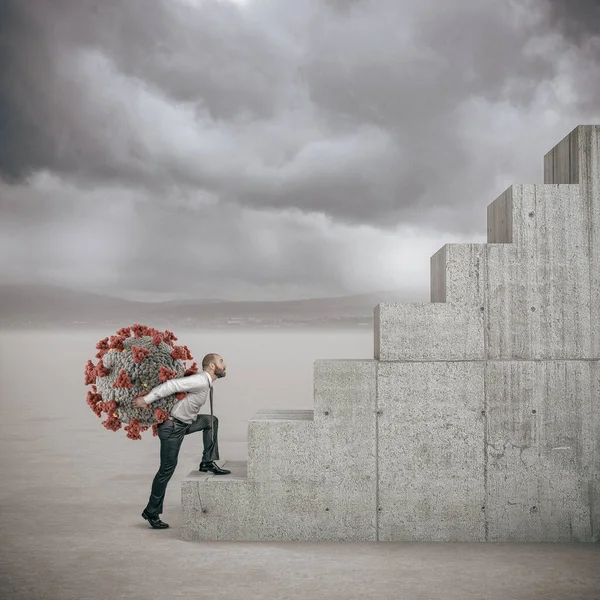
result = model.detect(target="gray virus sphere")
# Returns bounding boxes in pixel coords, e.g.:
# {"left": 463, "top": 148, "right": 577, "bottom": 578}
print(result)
{"left": 84, "top": 324, "right": 198, "bottom": 440}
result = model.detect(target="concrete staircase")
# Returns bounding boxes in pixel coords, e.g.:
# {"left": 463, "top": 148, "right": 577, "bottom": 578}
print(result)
{"left": 181, "top": 125, "right": 600, "bottom": 542}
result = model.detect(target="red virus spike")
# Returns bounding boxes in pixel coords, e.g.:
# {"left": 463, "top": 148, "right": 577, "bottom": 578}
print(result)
{"left": 175, "top": 392, "right": 187, "bottom": 400}
{"left": 131, "top": 345, "right": 151, "bottom": 364}
{"left": 102, "top": 414, "right": 121, "bottom": 431}
{"left": 170, "top": 345, "right": 189, "bottom": 361}
{"left": 171, "top": 345, "right": 193, "bottom": 361}
{"left": 84, "top": 360, "right": 97, "bottom": 385}
{"left": 124, "top": 418, "right": 142, "bottom": 440}
{"left": 163, "top": 330, "right": 178, "bottom": 346}
{"left": 154, "top": 408, "right": 170, "bottom": 424}
{"left": 96, "top": 337, "right": 110, "bottom": 351}
{"left": 113, "top": 369, "right": 133, "bottom": 389}
{"left": 95, "top": 358, "right": 110, "bottom": 378}
{"left": 95, "top": 336, "right": 110, "bottom": 359}
{"left": 152, "top": 331, "right": 163, "bottom": 346}
{"left": 91, "top": 384, "right": 97, "bottom": 393}
{"left": 184, "top": 362, "right": 199, "bottom": 376}
{"left": 86, "top": 390, "right": 103, "bottom": 411}
{"left": 152, "top": 424, "right": 159, "bottom": 437}
{"left": 103, "top": 400, "right": 118, "bottom": 415}
{"left": 131, "top": 324, "right": 150, "bottom": 338}
{"left": 158, "top": 366, "right": 178, "bottom": 383}
{"left": 116, "top": 327, "right": 132, "bottom": 338}
{"left": 94, "top": 401, "right": 106, "bottom": 418}
{"left": 109, "top": 335, "right": 127, "bottom": 351}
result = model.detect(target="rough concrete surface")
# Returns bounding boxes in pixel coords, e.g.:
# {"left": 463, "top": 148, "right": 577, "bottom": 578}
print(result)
{"left": 184, "top": 126, "right": 600, "bottom": 545}
{"left": 374, "top": 302, "right": 484, "bottom": 361}
{"left": 377, "top": 361, "right": 486, "bottom": 542}
{"left": 485, "top": 360, "right": 600, "bottom": 542}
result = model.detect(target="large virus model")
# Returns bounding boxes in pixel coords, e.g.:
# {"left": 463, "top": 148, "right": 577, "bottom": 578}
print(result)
{"left": 84, "top": 324, "right": 198, "bottom": 440}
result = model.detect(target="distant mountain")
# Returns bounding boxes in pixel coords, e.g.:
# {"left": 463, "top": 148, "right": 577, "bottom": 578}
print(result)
{"left": 0, "top": 284, "right": 146, "bottom": 324}
{"left": 0, "top": 283, "right": 426, "bottom": 328}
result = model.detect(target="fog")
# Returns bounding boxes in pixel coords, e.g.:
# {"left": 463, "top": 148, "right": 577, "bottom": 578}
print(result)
{"left": 0, "top": 327, "right": 371, "bottom": 598}
{"left": 2, "top": 327, "right": 598, "bottom": 600}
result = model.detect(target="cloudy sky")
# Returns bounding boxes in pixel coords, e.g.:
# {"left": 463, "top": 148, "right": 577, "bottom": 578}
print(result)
{"left": 1, "top": 0, "right": 599, "bottom": 301}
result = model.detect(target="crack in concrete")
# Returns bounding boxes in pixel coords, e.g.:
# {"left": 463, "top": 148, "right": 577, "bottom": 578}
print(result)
{"left": 487, "top": 441, "right": 533, "bottom": 467}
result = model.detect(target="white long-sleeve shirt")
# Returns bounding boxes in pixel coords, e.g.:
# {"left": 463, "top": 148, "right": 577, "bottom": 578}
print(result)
{"left": 144, "top": 371, "right": 213, "bottom": 424}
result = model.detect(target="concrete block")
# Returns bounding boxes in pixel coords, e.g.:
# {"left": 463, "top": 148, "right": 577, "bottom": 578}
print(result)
{"left": 375, "top": 303, "right": 484, "bottom": 361}
{"left": 248, "top": 360, "right": 378, "bottom": 483}
{"left": 430, "top": 243, "right": 487, "bottom": 305}
{"left": 544, "top": 125, "right": 584, "bottom": 185}
{"left": 492, "top": 184, "right": 584, "bottom": 248}
{"left": 485, "top": 360, "right": 600, "bottom": 542}
{"left": 484, "top": 184, "right": 593, "bottom": 359}
{"left": 247, "top": 418, "right": 318, "bottom": 482}
{"left": 251, "top": 409, "right": 314, "bottom": 420}
{"left": 543, "top": 126, "right": 600, "bottom": 356}
{"left": 181, "top": 477, "right": 377, "bottom": 541}
{"left": 376, "top": 361, "right": 486, "bottom": 541}
{"left": 313, "top": 360, "right": 378, "bottom": 486}
{"left": 430, "top": 244, "right": 447, "bottom": 303}
{"left": 487, "top": 187, "right": 513, "bottom": 243}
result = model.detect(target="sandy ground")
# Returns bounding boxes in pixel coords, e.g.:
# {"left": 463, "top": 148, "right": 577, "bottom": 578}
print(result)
{"left": 1, "top": 328, "right": 599, "bottom": 600}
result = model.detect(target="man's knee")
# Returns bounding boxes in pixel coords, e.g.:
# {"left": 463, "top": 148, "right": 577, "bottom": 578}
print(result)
{"left": 211, "top": 415, "right": 218, "bottom": 425}
{"left": 158, "top": 461, "right": 177, "bottom": 476}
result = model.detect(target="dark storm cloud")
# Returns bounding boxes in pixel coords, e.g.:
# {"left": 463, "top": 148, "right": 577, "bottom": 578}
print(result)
{"left": 2, "top": 0, "right": 600, "bottom": 301}
{"left": 0, "top": 0, "right": 572, "bottom": 232}
{"left": 543, "top": 0, "right": 600, "bottom": 44}
{"left": 540, "top": 0, "right": 600, "bottom": 112}
{"left": 0, "top": 2, "right": 56, "bottom": 182}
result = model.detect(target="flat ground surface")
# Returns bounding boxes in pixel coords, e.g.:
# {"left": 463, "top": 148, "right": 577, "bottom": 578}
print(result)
{"left": 1, "top": 329, "right": 599, "bottom": 600}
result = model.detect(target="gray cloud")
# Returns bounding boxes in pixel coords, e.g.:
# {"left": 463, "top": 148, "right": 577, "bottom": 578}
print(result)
{"left": 1, "top": 0, "right": 599, "bottom": 300}
{"left": 540, "top": 0, "right": 600, "bottom": 112}
{"left": 543, "top": 0, "right": 600, "bottom": 43}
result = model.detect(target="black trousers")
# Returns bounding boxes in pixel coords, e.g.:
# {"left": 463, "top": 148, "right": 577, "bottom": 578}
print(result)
{"left": 144, "top": 414, "right": 220, "bottom": 516}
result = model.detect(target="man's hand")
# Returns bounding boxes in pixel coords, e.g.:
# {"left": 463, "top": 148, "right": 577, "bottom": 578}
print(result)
{"left": 132, "top": 394, "right": 149, "bottom": 409}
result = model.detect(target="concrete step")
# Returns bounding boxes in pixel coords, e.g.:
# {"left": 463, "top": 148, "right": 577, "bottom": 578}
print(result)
{"left": 181, "top": 474, "right": 377, "bottom": 542}
{"left": 379, "top": 181, "right": 590, "bottom": 362}
{"left": 430, "top": 243, "right": 487, "bottom": 305}
{"left": 487, "top": 183, "right": 583, "bottom": 247}
{"left": 375, "top": 302, "right": 484, "bottom": 361}
{"left": 247, "top": 418, "right": 316, "bottom": 481}
{"left": 250, "top": 409, "right": 314, "bottom": 420}
{"left": 183, "top": 460, "right": 248, "bottom": 481}
{"left": 484, "top": 183, "right": 593, "bottom": 359}
{"left": 244, "top": 360, "right": 376, "bottom": 483}
{"left": 247, "top": 410, "right": 314, "bottom": 483}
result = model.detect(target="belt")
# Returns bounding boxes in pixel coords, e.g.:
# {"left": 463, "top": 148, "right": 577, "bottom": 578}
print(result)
{"left": 167, "top": 415, "right": 189, "bottom": 426}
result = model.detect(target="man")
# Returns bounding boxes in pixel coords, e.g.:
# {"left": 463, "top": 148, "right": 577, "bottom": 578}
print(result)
{"left": 132, "top": 352, "right": 231, "bottom": 530}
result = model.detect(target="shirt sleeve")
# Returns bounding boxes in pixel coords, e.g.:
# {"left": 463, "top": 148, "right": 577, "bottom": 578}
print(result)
{"left": 144, "top": 374, "right": 207, "bottom": 404}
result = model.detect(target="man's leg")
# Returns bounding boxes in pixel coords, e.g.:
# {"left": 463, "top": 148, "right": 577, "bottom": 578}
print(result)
{"left": 186, "top": 414, "right": 220, "bottom": 462}
{"left": 144, "top": 420, "right": 186, "bottom": 517}
{"left": 186, "top": 415, "right": 230, "bottom": 474}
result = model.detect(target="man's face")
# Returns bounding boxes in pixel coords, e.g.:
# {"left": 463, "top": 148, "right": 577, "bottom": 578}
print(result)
{"left": 214, "top": 356, "right": 227, "bottom": 378}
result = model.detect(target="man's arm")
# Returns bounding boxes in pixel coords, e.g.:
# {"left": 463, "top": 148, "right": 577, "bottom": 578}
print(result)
{"left": 142, "top": 374, "right": 207, "bottom": 405}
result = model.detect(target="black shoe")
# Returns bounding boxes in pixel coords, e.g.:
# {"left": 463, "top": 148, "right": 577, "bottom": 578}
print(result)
{"left": 142, "top": 510, "right": 169, "bottom": 529}
{"left": 199, "top": 461, "right": 231, "bottom": 475}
